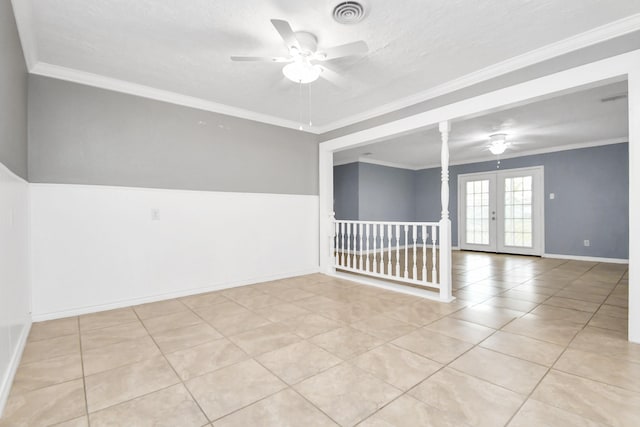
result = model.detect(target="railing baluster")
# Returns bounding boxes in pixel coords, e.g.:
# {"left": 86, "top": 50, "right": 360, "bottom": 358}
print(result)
{"left": 387, "top": 224, "right": 392, "bottom": 276}
{"left": 347, "top": 222, "right": 352, "bottom": 268}
{"left": 332, "top": 221, "right": 443, "bottom": 290}
{"left": 404, "top": 225, "right": 409, "bottom": 278}
{"left": 395, "top": 224, "right": 401, "bottom": 278}
{"left": 431, "top": 225, "right": 438, "bottom": 283}
{"left": 412, "top": 225, "right": 417, "bottom": 280}
{"left": 365, "top": 224, "right": 370, "bottom": 272}
{"left": 340, "top": 222, "right": 344, "bottom": 265}
{"left": 373, "top": 224, "right": 378, "bottom": 273}
{"left": 358, "top": 223, "right": 363, "bottom": 270}
{"left": 334, "top": 220, "right": 339, "bottom": 268}
{"left": 422, "top": 225, "right": 427, "bottom": 282}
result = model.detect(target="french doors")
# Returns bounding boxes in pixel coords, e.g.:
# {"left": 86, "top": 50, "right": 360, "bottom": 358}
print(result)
{"left": 459, "top": 166, "right": 543, "bottom": 256}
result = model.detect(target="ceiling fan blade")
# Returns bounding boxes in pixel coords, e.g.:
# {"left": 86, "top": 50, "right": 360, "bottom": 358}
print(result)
{"left": 318, "top": 65, "right": 349, "bottom": 89}
{"left": 319, "top": 41, "right": 368, "bottom": 60}
{"left": 270, "top": 19, "right": 300, "bottom": 50}
{"left": 230, "top": 56, "right": 290, "bottom": 62}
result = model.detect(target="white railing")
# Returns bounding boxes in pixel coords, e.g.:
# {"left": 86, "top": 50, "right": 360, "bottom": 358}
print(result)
{"left": 332, "top": 220, "right": 441, "bottom": 290}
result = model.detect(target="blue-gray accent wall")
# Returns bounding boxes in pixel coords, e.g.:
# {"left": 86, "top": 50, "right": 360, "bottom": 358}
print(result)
{"left": 333, "top": 163, "right": 359, "bottom": 220}
{"left": 333, "top": 162, "right": 416, "bottom": 222}
{"left": 358, "top": 163, "right": 415, "bottom": 222}
{"left": 335, "top": 143, "right": 629, "bottom": 259}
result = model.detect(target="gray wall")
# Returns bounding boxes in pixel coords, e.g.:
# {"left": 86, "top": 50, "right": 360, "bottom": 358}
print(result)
{"left": 359, "top": 163, "right": 415, "bottom": 222}
{"left": 336, "top": 143, "right": 629, "bottom": 259}
{"left": 333, "top": 163, "right": 359, "bottom": 220}
{"left": 0, "top": 0, "right": 28, "bottom": 178}
{"left": 28, "top": 75, "right": 319, "bottom": 195}
{"left": 333, "top": 162, "right": 415, "bottom": 222}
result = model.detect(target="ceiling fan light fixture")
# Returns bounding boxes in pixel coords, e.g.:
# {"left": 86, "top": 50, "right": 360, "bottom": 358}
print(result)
{"left": 488, "top": 133, "right": 509, "bottom": 155}
{"left": 282, "top": 59, "right": 321, "bottom": 84}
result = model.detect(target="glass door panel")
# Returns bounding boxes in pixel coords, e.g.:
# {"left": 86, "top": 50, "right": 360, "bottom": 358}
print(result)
{"left": 459, "top": 174, "right": 497, "bottom": 252}
{"left": 459, "top": 167, "right": 543, "bottom": 256}
{"left": 503, "top": 175, "right": 534, "bottom": 249}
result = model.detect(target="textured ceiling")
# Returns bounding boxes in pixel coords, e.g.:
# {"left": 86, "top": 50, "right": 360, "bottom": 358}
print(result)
{"left": 24, "top": 0, "right": 640, "bottom": 128}
{"left": 333, "top": 81, "right": 629, "bottom": 168}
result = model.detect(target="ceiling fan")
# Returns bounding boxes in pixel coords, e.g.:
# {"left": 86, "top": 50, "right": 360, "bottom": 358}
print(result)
{"left": 230, "top": 19, "right": 368, "bottom": 85}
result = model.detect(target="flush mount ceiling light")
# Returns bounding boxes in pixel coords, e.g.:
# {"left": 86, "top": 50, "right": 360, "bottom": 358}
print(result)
{"left": 488, "top": 133, "right": 510, "bottom": 155}
{"left": 282, "top": 57, "right": 322, "bottom": 83}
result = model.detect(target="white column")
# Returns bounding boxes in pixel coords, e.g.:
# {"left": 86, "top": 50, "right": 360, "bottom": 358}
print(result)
{"left": 319, "top": 148, "right": 335, "bottom": 274}
{"left": 629, "top": 69, "right": 640, "bottom": 343}
{"left": 438, "top": 120, "right": 453, "bottom": 301}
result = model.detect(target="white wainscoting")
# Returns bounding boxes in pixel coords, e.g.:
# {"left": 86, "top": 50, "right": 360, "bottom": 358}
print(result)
{"left": 30, "top": 184, "right": 319, "bottom": 320}
{"left": 0, "top": 163, "right": 31, "bottom": 416}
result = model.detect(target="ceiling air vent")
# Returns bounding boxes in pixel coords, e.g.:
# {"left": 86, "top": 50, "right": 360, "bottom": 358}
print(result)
{"left": 332, "top": 1, "right": 366, "bottom": 25}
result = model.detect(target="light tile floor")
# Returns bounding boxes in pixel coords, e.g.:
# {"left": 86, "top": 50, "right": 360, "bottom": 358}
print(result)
{"left": 1, "top": 252, "right": 637, "bottom": 426}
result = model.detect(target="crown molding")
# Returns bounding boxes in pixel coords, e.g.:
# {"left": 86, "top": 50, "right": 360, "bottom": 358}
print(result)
{"left": 359, "top": 157, "right": 423, "bottom": 170}
{"left": 11, "top": 3, "right": 640, "bottom": 135}
{"left": 29, "top": 62, "right": 321, "bottom": 134}
{"left": 315, "top": 13, "right": 640, "bottom": 134}
{"left": 333, "top": 157, "right": 420, "bottom": 169}
{"left": 10, "top": 0, "right": 37, "bottom": 70}
{"left": 334, "top": 137, "right": 628, "bottom": 171}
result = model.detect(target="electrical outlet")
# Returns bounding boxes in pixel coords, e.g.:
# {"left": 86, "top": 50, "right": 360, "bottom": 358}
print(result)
{"left": 151, "top": 208, "right": 160, "bottom": 221}
{"left": 549, "top": 193, "right": 555, "bottom": 200}
{"left": 584, "top": 240, "right": 590, "bottom": 247}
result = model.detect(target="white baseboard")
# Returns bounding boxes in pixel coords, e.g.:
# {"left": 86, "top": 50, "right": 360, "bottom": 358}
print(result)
{"left": 0, "top": 321, "right": 31, "bottom": 417}
{"left": 543, "top": 253, "right": 629, "bottom": 264}
{"left": 329, "top": 271, "right": 455, "bottom": 303}
{"left": 32, "top": 267, "right": 320, "bottom": 322}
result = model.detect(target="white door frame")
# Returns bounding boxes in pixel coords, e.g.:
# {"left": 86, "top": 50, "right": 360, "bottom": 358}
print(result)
{"left": 458, "top": 166, "right": 545, "bottom": 256}
{"left": 320, "top": 49, "right": 640, "bottom": 343}
{"left": 458, "top": 172, "right": 498, "bottom": 252}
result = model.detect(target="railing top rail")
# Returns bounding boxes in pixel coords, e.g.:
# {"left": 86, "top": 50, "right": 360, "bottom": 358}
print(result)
{"left": 333, "top": 220, "right": 440, "bottom": 226}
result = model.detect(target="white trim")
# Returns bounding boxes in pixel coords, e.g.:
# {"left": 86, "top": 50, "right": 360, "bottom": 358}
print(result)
{"left": 627, "top": 68, "right": 640, "bottom": 343}
{"left": 333, "top": 157, "right": 419, "bottom": 170}
{"left": 543, "top": 253, "right": 629, "bottom": 264}
{"left": 417, "top": 137, "right": 629, "bottom": 170}
{"left": 315, "top": 14, "right": 640, "bottom": 133}
{"left": 354, "top": 157, "right": 422, "bottom": 170}
{"left": 30, "top": 62, "right": 320, "bottom": 134}
{"left": 10, "top": 0, "right": 37, "bottom": 70}
{"left": 0, "top": 322, "right": 31, "bottom": 417}
{"left": 0, "top": 161, "right": 28, "bottom": 184}
{"left": 320, "top": 53, "right": 636, "bottom": 153}
{"left": 330, "top": 272, "right": 455, "bottom": 302}
{"left": 31, "top": 267, "right": 319, "bottom": 322}
{"left": 335, "top": 137, "right": 629, "bottom": 171}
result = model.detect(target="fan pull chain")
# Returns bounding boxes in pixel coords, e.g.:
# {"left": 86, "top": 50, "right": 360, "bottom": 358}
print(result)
{"left": 307, "top": 84, "right": 312, "bottom": 127}
{"left": 298, "top": 81, "right": 303, "bottom": 130}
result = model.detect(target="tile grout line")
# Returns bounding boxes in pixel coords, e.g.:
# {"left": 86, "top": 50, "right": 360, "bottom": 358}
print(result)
{"left": 130, "top": 306, "right": 213, "bottom": 425}
{"left": 76, "top": 316, "right": 92, "bottom": 427}
{"left": 501, "top": 260, "right": 624, "bottom": 427}
{"left": 7, "top": 261, "right": 630, "bottom": 426}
